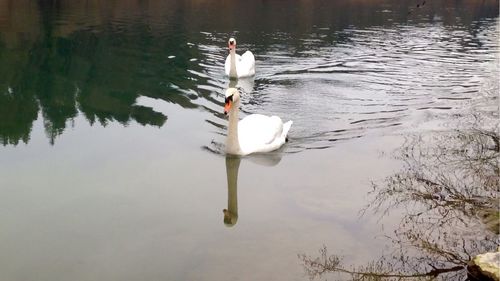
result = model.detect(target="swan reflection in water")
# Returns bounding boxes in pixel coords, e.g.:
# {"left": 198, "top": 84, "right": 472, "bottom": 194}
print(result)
{"left": 222, "top": 77, "right": 283, "bottom": 226}
{"left": 228, "top": 77, "right": 254, "bottom": 95}
{"left": 223, "top": 153, "right": 283, "bottom": 227}
{"left": 223, "top": 156, "right": 240, "bottom": 227}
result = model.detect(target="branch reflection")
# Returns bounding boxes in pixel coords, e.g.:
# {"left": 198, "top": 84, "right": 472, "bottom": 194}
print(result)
{"left": 299, "top": 113, "right": 499, "bottom": 280}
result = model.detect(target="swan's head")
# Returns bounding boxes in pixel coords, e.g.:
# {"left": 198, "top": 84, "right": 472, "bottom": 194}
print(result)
{"left": 224, "top": 88, "right": 240, "bottom": 115}
{"left": 228, "top": 38, "right": 236, "bottom": 51}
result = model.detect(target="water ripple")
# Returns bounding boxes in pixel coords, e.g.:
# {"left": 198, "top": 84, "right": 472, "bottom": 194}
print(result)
{"left": 194, "top": 20, "right": 498, "bottom": 153}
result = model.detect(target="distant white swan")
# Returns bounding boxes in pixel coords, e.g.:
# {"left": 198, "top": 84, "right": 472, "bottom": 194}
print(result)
{"left": 224, "top": 88, "right": 292, "bottom": 155}
{"left": 225, "top": 38, "right": 255, "bottom": 78}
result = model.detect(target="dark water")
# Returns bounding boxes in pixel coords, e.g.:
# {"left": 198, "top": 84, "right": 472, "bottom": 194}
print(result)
{"left": 0, "top": 1, "right": 498, "bottom": 280}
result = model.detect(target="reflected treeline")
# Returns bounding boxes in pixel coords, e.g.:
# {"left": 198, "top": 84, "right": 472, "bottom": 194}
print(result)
{"left": 0, "top": 0, "right": 209, "bottom": 145}
{"left": 1, "top": 0, "right": 498, "bottom": 145}
{"left": 299, "top": 111, "right": 499, "bottom": 280}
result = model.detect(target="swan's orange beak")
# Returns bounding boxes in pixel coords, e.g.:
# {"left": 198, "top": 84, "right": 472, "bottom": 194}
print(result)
{"left": 224, "top": 100, "right": 232, "bottom": 115}
{"left": 228, "top": 40, "right": 235, "bottom": 51}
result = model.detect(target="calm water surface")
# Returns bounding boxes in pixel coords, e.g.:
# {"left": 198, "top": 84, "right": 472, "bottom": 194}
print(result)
{"left": 0, "top": 1, "right": 498, "bottom": 280}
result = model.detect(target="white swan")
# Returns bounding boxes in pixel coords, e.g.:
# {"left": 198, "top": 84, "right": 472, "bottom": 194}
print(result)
{"left": 225, "top": 38, "right": 255, "bottom": 78}
{"left": 224, "top": 88, "right": 292, "bottom": 156}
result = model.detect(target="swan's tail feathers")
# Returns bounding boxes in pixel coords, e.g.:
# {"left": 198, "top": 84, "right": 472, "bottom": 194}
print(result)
{"left": 282, "top": 121, "right": 293, "bottom": 139}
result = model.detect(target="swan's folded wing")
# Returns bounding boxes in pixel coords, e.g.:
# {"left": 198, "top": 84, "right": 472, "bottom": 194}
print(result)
{"left": 224, "top": 55, "right": 231, "bottom": 75}
{"left": 232, "top": 51, "right": 254, "bottom": 77}
{"left": 241, "top": 51, "right": 255, "bottom": 63}
{"left": 238, "top": 114, "right": 283, "bottom": 148}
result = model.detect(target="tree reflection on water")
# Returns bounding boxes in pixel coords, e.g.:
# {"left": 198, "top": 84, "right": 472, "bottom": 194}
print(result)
{"left": 1, "top": 0, "right": 498, "bottom": 146}
{"left": 299, "top": 111, "right": 499, "bottom": 280}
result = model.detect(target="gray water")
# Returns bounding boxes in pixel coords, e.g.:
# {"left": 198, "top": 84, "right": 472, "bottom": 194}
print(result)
{"left": 0, "top": 1, "right": 499, "bottom": 280}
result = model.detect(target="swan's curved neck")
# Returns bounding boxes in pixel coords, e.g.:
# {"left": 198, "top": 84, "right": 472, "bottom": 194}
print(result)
{"left": 229, "top": 49, "right": 237, "bottom": 78}
{"left": 226, "top": 100, "right": 241, "bottom": 155}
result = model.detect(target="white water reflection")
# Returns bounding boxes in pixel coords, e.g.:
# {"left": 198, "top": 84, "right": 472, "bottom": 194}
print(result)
{"left": 196, "top": 19, "right": 499, "bottom": 153}
{"left": 228, "top": 77, "right": 255, "bottom": 95}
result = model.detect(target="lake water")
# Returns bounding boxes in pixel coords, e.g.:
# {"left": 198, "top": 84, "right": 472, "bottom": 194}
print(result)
{"left": 0, "top": 1, "right": 498, "bottom": 280}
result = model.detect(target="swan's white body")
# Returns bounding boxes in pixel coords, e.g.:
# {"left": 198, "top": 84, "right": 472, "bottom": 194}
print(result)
{"left": 225, "top": 38, "right": 255, "bottom": 78}
{"left": 224, "top": 88, "right": 292, "bottom": 156}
